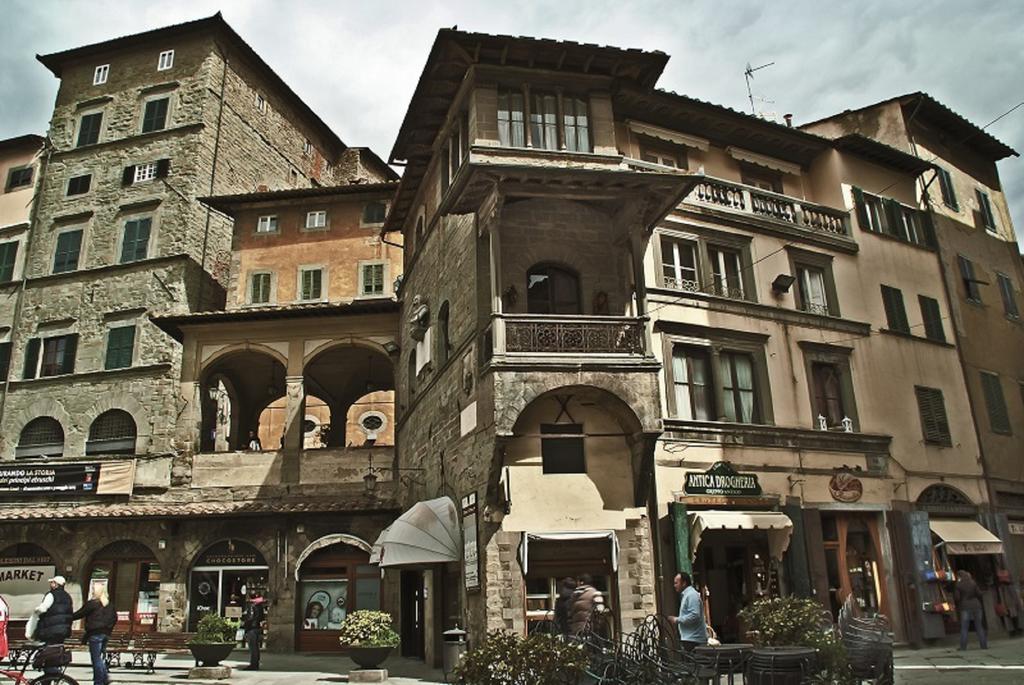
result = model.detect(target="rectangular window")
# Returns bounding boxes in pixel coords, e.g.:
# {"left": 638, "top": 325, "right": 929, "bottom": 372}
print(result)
{"left": 796, "top": 265, "right": 830, "bottom": 315}
{"left": 303, "top": 139, "right": 312, "bottom": 155}
{"left": 540, "top": 423, "right": 585, "bottom": 474}
{"left": 720, "top": 351, "right": 759, "bottom": 423}
{"left": 660, "top": 236, "right": 700, "bottom": 292}
{"left": 93, "top": 64, "right": 109, "bottom": 85}
{"left": 899, "top": 206, "right": 921, "bottom": 243}
{"left": 937, "top": 167, "right": 958, "bottom": 210}
{"left": 251, "top": 273, "right": 272, "bottom": 304}
{"left": 5, "top": 166, "right": 33, "bottom": 191}
{"left": 976, "top": 189, "right": 997, "bottom": 231}
{"left": 53, "top": 229, "right": 83, "bottom": 273}
{"left": 157, "top": 50, "right": 174, "bottom": 71}
{"left": 362, "top": 202, "right": 387, "bottom": 225}
{"left": 305, "top": 211, "right": 327, "bottom": 229}
{"left": 980, "top": 372, "right": 1011, "bottom": 434}
{"left": 256, "top": 215, "right": 278, "bottom": 233}
{"left": 497, "top": 90, "right": 525, "bottom": 147}
{"left": 918, "top": 295, "right": 946, "bottom": 343}
{"left": 957, "top": 255, "right": 982, "bottom": 303}
{"left": 640, "top": 145, "right": 686, "bottom": 169}
{"left": 862, "top": 194, "right": 885, "bottom": 233}
{"left": 0, "top": 242, "right": 17, "bottom": 283}
{"left": 880, "top": 285, "right": 910, "bottom": 334}
{"left": 562, "top": 96, "right": 590, "bottom": 153}
{"left": 67, "top": 174, "right": 91, "bottom": 196}
{"left": 300, "top": 268, "right": 323, "bottom": 301}
{"left": 811, "top": 362, "right": 845, "bottom": 428}
{"left": 255, "top": 93, "right": 267, "bottom": 112}
{"left": 0, "top": 341, "right": 10, "bottom": 381}
{"left": 104, "top": 326, "right": 135, "bottom": 370}
{"left": 915, "top": 386, "right": 951, "bottom": 446}
{"left": 671, "top": 346, "right": 713, "bottom": 420}
{"left": 997, "top": 272, "right": 1019, "bottom": 318}
{"left": 133, "top": 162, "right": 159, "bottom": 183}
{"left": 120, "top": 218, "right": 152, "bottom": 263}
{"left": 77, "top": 112, "right": 103, "bottom": 147}
{"left": 530, "top": 93, "right": 558, "bottom": 150}
{"left": 28, "top": 334, "right": 78, "bottom": 378}
{"left": 141, "top": 97, "right": 169, "bottom": 133}
{"left": 709, "top": 246, "right": 744, "bottom": 299}
{"left": 361, "top": 263, "right": 385, "bottom": 297}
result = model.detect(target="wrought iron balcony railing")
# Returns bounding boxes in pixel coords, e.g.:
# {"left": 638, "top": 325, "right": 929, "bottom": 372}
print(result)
{"left": 491, "top": 314, "right": 646, "bottom": 356}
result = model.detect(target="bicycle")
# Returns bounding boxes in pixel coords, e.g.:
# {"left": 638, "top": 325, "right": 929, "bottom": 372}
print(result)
{"left": 1, "top": 643, "right": 79, "bottom": 685}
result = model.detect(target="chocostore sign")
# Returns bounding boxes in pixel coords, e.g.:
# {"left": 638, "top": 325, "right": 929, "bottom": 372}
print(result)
{"left": 684, "top": 462, "right": 762, "bottom": 497}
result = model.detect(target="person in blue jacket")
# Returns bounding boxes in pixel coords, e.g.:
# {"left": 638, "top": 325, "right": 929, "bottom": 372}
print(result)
{"left": 667, "top": 572, "right": 707, "bottom": 651}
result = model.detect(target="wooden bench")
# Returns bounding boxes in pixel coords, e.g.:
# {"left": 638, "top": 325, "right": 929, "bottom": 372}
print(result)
{"left": 116, "top": 632, "right": 194, "bottom": 673}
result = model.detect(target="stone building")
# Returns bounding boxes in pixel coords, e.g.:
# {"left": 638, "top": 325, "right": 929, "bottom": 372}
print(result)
{"left": 0, "top": 14, "right": 395, "bottom": 649}
{"left": 802, "top": 96, "right": 1024, "bottom": 642}
{"left": 381, "top": 28, "right": 1020, "bottom": 659}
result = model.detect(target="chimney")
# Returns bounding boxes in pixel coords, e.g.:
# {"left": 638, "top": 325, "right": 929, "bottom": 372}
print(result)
{"left": 784, "top": 113, "right": 793, "bottom": 128}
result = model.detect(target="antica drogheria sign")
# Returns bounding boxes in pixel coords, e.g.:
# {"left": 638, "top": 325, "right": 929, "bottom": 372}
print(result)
{"left": 684, "top": 461, "right": 762, "bottom": 497}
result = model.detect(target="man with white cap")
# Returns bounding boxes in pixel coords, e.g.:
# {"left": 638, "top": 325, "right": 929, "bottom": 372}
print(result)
{"left": 33, "top": 576, "right": 74, "bottom": 675}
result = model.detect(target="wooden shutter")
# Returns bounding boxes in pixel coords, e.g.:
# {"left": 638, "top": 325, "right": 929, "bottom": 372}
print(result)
{"left": 920, "top": 210, "right": 937, "bottom": 248}
{"left": 851, "top": 187, "right": 869, "bottom": 230}
{"left": 60, "top": 334, "right": 78, "bottom": 375}
{"left": 0, "top": 241, "right": 17, "bottom": 282}
{"left": 156, "top": 159, "right": 171, "bottom": 178}
{"left": 915, "top": 386, "right": 951, "bottom": 445}
{"left": 917, "top": 295, "right": 945, "bottom": 342}
{"left": 997, "top": 274, "right": 1019, "bottom": 317}
{"left": 0, "top": 342, "right": 10, "bottom": 380}
{"left": 105, "top": 327, "right": 135, "bottom": 370}
{"left": 980, "top": 372, "right": 1011, "bottom": 433}
{"left": 22, "top": 338, "right": 40, "bottom": 379}
{"left": 122, "top": 165, "right": 136, "bottom": 186}
{"left": 881, "top": 285, "right": 909, "bottom": 333}
{"left": 883, "top": 198, "right": 902, "bottom": 237}
{"left": 957, "top": 256, "right": 981, "bottom": 301}
{"left": 938, "top": 168, "right": 958, "bottom": 210}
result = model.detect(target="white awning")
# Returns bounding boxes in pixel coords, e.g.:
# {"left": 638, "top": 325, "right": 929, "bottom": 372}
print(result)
{"left": 726, "top": 146, "right": 801, "bottom": 176}
{"left": 627, "top": 120, "right": 710, "bottom": 151}
{"left": 518, "top": 531, "right": 619, "bottom": 576}
{"left": 930, "top": 519, "right": 1004, "bottom": 555}
{"left": 689, "top": 511, "right": 793, "bottom": 562}
{"left": 370, "top": 497, "right": 461, "bottom": 568}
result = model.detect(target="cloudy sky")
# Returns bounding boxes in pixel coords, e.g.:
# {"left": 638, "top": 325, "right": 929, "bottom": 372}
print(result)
{"left": 2, "top": 0, "right": 1022, "bottom": 249}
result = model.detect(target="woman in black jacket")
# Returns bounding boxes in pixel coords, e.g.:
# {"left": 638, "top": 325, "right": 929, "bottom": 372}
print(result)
{"left": 72, "top": 583, "right": 117, "bottom": 685}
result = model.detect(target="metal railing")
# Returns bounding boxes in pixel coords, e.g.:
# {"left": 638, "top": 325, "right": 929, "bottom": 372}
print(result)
{"left": 492, "top": 314, "right": 646, "bottom": 355}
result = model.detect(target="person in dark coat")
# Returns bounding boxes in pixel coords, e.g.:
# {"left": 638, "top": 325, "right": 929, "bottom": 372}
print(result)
{"left": 33, "top": 576, "right": 74, "bottom": 675}
{"left": 242, "top": 593, "right": 267, "bottom": 670}
{"left": 72, "top": 582, "right": 117, "bottom": 685}
{"left": 955, "top": 570, "right": 988, "bottom": 650}
{"left": 552, "top": 577, "right": 576, "bottom": 636}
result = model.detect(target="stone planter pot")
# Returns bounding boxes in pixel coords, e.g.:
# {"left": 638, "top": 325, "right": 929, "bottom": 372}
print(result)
{"left": 188, "top": 642, "right": 236, "bottom": 667}
{"left": 343, "top": 645, "right": 394, "bottom": 669}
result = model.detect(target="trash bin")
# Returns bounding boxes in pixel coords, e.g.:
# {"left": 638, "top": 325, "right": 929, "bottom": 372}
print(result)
{"left": 442, "top": 627, "right": 468, "bottom": 680}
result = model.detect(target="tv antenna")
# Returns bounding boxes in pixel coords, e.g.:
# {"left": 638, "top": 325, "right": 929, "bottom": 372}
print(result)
{"left": 745, "top": 61, "right": 775, "bottom": 115}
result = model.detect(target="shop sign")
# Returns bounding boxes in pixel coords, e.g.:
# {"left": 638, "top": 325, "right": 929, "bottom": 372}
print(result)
{"left": 197, "top": 540, "right": 265, "bottom": 567}
{"left": 0, "top": 565, "right": 56, "bottom": 619}
{"left": 461, "top": 492, "right": 480, "bottom": 592}
{"left": 680, "top": 495, "right": 776, "bottom": 507}
{"left": 0, "top": 463, "right": 100, "bottom": 496}
{"left": 1009, "top": 522, "right": 1024, "bottom": 536}
{"left": 829, "top": 472, "right": 864, "bottom": 503}
{"left": 684, "top": 462, "right": 761, "bottom": 497}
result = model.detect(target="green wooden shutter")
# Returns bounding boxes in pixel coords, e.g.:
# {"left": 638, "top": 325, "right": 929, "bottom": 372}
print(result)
{"left": 881, "top": 285, "right": 909, "bottom": 333}
{"left": 920, "top": 210, "right": 938, "bottom": 248}
{"left": 938, "top": 168, "right": 958, "bottom": 210}
{"left": 105, "top": 327, "right": 135, "bottom": 370}
{"left": 976, "top": 190, "right": 996, "bottom": 230}
{"left": 0, "top": 241, "right": 17, "bottom": 282}
{"left": 918, "top": 295, "right": 945, "bottom": 342}
{"left": 669, "top": 501, "right": 691, "bottom": 575}
{"left": 915, "top": 386, "right": 951, "bottom": 445}
{"left": 0, "top": 342, "right": 11, "bottom": 380}
{"left": 22, "top": 338, "right": 40, "bottom": 379}
{"left": 60, "top": 334, "right": 78, "bottom": 375}
{"left": 980, "top": 372, "right": 1011, "bottom": 434}
{"left": 121, "top": 218, "right": 151, "bottom": 263}
{"left": 883, "top": 198, "right": 902, "bottom": 237}
{"left": 852, "top": 187, "right": 869, "bottom": 231}
{"left": 957, "top": 256, "right": 981, "bottom": 302}
{"left": 997, "top": 274, "right": 1019, "bottom": 317}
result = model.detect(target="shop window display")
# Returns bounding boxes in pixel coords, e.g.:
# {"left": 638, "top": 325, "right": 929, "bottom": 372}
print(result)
{"left": 88, "top": 540, "right": 161, "bottom": 632}
{"left": 187, "top": 540, "right": 269, "bottom": 631}
{"left": 295, "top": 544, "right": 379, "bottom": 652}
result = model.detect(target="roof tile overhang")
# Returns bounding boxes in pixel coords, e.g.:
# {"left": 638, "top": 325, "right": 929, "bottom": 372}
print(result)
{"left": 0, "top": 496, "right": 398, "bottom": 522}
{"left": 0, "top": 134, "right": 45, "bottom": 153}
{"left": 199, "top": 181, "right": 400, "bottom": 217}
{"left": 615, "top": 86, "right": 831, "bottom": 168}
{"left": 152, "top": 299, "right": 400, "bottom": 342}
{"left": 36, "top": 13, "right": 350, "bottom": 160}
{"left": 831, "top": 134, "right": 936, "bottom": 175}
{"left": 386, "top": 29, "right": 670, "bottom": 233}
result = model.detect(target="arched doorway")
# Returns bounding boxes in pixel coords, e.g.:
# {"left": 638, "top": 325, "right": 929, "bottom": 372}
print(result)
{"left": 200, "top": 349, "right": 286, "bottom": 452}
{"left": 0, "top": 543, "right": 55, "bottom": 635}
{"left": 294, "top": 536, "right": 378, "bottom": 652}
{"left": 88, "top": 540, "right": 161, "bottom": 633}
{"left": 188, "top": 540, "right": 268, "bottom": 631}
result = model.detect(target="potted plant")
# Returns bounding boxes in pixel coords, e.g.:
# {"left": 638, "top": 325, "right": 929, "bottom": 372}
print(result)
{"left": 337, "top": 610, "right": 400, "bottom": 669}
{"left": 188, "top": 613, "right": 238, "bottom": 667}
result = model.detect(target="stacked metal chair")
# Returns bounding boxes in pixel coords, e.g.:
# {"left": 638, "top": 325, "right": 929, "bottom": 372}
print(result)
{"left": 837, "top": 595, "right": 894, "bottom": 685}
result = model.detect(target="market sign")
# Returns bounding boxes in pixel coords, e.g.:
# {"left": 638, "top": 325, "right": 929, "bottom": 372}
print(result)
{"left": 684, "top": 461, "right": 761, "bottom": 497}
{"left": 0, "top": 461, "right": 134, "bottom": 497}
{"left": 0, "top": 565, "right": 56, "bottom": 619}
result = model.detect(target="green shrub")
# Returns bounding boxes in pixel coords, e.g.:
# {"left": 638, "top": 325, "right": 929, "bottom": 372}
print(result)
{"left": 451, "top": 630, "right": 588, "bottom": 685}
{"left": 337, "top": 610, "right": 400, "bottom": 647}
{"left": 190, "top": 612, "right": 236, "bottom": 644}
{"left": 739, "top": 597, "right": 853, "bottom": 685}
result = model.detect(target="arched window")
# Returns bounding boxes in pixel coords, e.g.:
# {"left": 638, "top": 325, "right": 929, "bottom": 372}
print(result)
{"left": 16, "top": 417, "right": 64, "bottom": 459}
{"left": 437, "top": 301, "right": 450, "bottom": 365}
{"left": 87, "top": 409, "right": 137, "bottom": 455}
{"left": 527, "top": 264, "right": 581, "bottom": 314}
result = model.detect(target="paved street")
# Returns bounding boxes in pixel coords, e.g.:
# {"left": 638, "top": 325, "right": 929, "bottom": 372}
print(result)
{"left": 895, "top": 637, "right": 1024, "bottom": 684}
